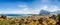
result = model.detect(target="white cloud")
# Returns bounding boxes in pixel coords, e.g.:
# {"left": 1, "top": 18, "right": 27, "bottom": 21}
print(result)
{"left": 4, "top": 8, "right": 40, "bottom": 14}
{"left": 41, "top": 5, "right": 48, "bottom": 10}
{"left": 41, "top": 5, "right": 60, "bottom": 12}
{"left": 29, "top": 8, "right": 41, "bottom": 14}
{"left": 23, "top": 8, "right": 28, "bottom": 11}
{"left": 48, "top": 5, "right": 60, "bottom": 12}
{"left": 1, "top": 5, "right": 60, "bottom": 14}
{"left": 18, "top": 4, "right": 27, "bottom": 8}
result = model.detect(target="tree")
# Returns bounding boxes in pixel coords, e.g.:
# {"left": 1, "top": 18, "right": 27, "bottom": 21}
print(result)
{"left": 51, "top": 15, "right": 57, "bottom": 20}
{"left": 1, "top": 14, "right": 7, "bottom": 19}
{"left": 56, "top": 14, "right": 60, "bottom": 25}
{"left": 38, "top": 18, "right": 43, "bottom": 24}
{"left": 57, "top": 14, "right": 60, "bottom": 18}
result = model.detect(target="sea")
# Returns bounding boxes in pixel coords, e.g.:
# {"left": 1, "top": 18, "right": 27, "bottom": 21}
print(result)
{"left": 0, "top": 14, "right": 30, "bottom": 18}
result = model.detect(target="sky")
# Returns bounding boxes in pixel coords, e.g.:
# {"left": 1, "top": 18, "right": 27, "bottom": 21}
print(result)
{"left": 0, "top": 0, "right": 60, "bottom": 14}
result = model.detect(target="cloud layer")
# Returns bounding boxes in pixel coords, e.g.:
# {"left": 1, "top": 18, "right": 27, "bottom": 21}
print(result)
{"left": 1, "top": 5, "right": 60, "bottom": 14}
{"left": 0, "top": 0, "right": 60, "bottom": 14}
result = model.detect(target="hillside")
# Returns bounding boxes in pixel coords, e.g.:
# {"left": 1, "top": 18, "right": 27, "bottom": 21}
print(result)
{"left": 0, "top": 14, "right": 59, "bottom": 25}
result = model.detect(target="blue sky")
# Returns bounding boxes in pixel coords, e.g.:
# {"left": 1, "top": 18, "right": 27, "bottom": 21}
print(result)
{"left": 0, "top": 0, "right": 60, "bottom": 14}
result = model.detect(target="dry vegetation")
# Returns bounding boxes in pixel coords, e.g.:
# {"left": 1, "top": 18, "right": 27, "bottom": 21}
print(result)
{"left": 0, "top": 14, "right": 60, "bottom": 25}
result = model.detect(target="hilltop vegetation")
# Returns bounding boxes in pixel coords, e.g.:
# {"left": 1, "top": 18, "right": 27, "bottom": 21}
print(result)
{"left": 0, "top": 14, "right": 60, "bottom": 25}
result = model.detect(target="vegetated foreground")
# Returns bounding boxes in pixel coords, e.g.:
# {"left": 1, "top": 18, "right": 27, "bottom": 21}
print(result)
{"left": 0, "top": 14, "right": 60, "bottom": 25}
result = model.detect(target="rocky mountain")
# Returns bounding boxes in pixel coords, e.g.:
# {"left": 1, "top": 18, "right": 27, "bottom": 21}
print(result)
{"left": 39, "top": 9, "right": 60, "bottom": 15}
{"left": 51, "top": 11, "right": 60, "bottom": 14}
{"left": 54, "top": 11, "right": 60, "bottom": 14}
{"left": 39, "top": 10, "right": 50, "bottom": 15}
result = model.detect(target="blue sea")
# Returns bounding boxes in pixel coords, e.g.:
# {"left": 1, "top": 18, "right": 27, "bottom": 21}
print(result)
{"left": 0, "top": 14, "right": 30, "bottom": 17}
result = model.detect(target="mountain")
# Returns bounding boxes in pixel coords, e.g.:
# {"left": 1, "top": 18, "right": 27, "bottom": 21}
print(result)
{"left": 45, "top": 10, "right": 60, "bottom": 15}
{"left": 39, "top": 9, "right": 60, "bottom": 15}
{"left": 54, "top": 11, "right": 60, "bottom": 14}
{"left": 39, "top": 10, "right": 50, "bottom": 15}
{"left": 51, "top": 11, "right": 60, "bottom": 14}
